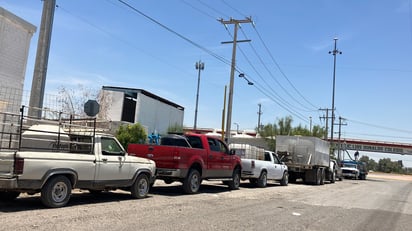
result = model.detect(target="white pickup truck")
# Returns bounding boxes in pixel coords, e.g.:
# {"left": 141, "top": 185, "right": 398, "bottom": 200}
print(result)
{"left": 230, "top": 143, "right": 288, "bottom": 187}
{"left": 0, "top": 108, "right": 156, "bottom": 208}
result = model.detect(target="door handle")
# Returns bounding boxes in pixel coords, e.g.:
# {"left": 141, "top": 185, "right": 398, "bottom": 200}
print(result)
{"left": 209, "top": 155, "right": 214, "bottom": 159}
{"left": 102, "top": 158, "right": 108, "bottom": 162}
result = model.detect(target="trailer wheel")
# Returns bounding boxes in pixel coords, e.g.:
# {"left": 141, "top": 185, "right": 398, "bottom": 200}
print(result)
{"left": 315, "top": 168, "right": 321, "bottom": 185}
{"left": 227, "top": 168, "right": 241, "bottom": 190}
{"left": 131, "top": 174, "right": 150, "bottom": 199}
{"left": 0, "top": 191, "right": 20, "bottom": 201}
{"left": 257, "top": 171, "right": 267, "bottom": 188}
{"left": 330, "top": 171, "right": 336, "bottom": 183}
{"left": 249, "top": 179, "right": 257, "bottom": 185}
{"left": 280, "top": 172, "right": 289, "bottom": 186}
{"left": 183, "top": 169, "right": 201, "bottom": 194}
{"left": 320, "top": 168, "right": 325, "bottom": 185}
{"left": 41, "top": 176, "right": 72, "bottom": 208}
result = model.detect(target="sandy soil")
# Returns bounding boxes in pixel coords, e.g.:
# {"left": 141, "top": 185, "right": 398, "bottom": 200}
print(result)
{"left": 368, "top": 172, "right": 412, "bottom": 181}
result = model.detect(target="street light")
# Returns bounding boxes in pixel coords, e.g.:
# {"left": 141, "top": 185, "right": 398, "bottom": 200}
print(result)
{"left": 194, "top": 60, "right": 204, "bottom": 130}
{"left": 328, "top": 38, "right": 342, "bottom": 150}
{"left": 234, "top": 122, "right": 239, "bottom": 134}
{"left": 239, "top": 73, "right": 253, "bottom": 85}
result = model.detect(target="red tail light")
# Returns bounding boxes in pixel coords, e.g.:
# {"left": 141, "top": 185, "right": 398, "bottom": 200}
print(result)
{"left": 14, "top": 157, "right": 24, "bottom": 174}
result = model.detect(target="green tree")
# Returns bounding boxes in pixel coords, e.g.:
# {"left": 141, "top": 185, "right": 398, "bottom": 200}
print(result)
{"left": 116, "top": 123, "right": 147, "bottom": 149}
{"left": 359, "top": 155, "right": 377, "bottom": 171}
{"left": 377, "top": 158, "right": 403, "bottom": 173}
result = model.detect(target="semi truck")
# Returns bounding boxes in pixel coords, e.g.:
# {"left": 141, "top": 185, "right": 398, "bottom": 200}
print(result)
{"left": 276, "top": 135, "right": 336, "bottom": 185}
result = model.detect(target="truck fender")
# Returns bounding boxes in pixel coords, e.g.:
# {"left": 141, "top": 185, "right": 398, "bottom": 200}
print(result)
{"left": 40, "top": 168, "right": 78, "bottom": 188}
{"left": 132, "top": 169, "right": 154, "bottom": 185}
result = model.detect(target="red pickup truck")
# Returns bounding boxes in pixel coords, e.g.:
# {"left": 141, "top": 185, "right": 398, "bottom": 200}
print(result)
{"left": 127, "top": 133, "right": 242, "bottom": 194}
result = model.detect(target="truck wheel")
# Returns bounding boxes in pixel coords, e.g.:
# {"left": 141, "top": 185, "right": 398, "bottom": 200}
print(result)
{"left": 330, "top": 171, "right": 336, "bottom": 183}
{"left": 320, "top": 168, "right": 325, "bottom": 185}
{"left": 0, "top": 191, "right": 20, "bottom": 201}
{"left": 249, "top": 179, "right": 257, "bottom": 186}
{"left": 315, "top": 168, "right": 321, "bottom": 185}
{"left": 183, "top": 169, "right": 201, "bottom": 194}
{"left": 257, "top": 171, "right": 267, "bottom": 188}
{"left": 131, "top": 174, "right": 150, "bottom": 199}
{"left": 288, "top": 173, "right": 297, "bottom": 183}
{"left": 227, "top": 168, "right": 241, "bottom": 190}
{"left": 41, "top": 176, "right": 72, "bottom": 208}
{"left": 280, "top": 172, "right": 289, "bottom": 186}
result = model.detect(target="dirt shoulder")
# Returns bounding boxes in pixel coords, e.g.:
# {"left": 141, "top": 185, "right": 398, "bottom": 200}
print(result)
{"left": 368, "top": 172, "right": 412, "bottom": 181}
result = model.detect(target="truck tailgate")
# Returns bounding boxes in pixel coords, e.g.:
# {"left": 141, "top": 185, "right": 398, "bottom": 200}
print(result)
{"left": 0, "top": 151, "right": 16, "bottom": 178}
{"left": 128, "top": 144, "right": 178, "bottom": 169}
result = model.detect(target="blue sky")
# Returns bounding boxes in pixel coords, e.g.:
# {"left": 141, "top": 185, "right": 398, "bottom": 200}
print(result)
{"left": 2, "top": 0, "right": 412, "bottom": 165}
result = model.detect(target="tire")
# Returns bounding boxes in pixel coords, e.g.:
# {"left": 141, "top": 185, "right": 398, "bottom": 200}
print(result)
{"left": 131, "top": 174, "right": 150, "bottom": 199}
{"left": 183, "top": 169, "right": 201, "bottom": 194}
{"left": 0, "top": 191, "right": 20, "bottom": 201}
{"left": 280, "top": 172, "right": 289, "bottom": 186}
{"left": 315, "top": 168, "right": 321, "bottom": 185}
{"left": 256, "top": 171, "right": 267, "bottom": 188}
{"left": 330, "top": 171, "right": 336, "bottom": 184}
{"left": 227, "top": 168, "right": 241, "bottom": 190}
{"left": 320, "top": 169, "right": 325, "bottom": 185}
{"left": 41, "top": 176, "right": 72, "bottom": 208}
{"left": 288, "top": 173, "right": 297, "bottom": 183}
{"left": 249, "top": 179, "right": 257, "bottom": 185}
{"left": 163, "top": 179, "right": 174, "bottom": 184}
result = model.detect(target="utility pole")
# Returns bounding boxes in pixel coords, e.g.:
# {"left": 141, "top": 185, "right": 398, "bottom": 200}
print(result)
{"left": 319, "top": 108, "right": 331, "bottom": 140}
{"left": 193, "top": 60, "right": 204, "bottom": 130}
{"left": 257, "top": 103, "right": 262, "bottom": 133}
{"left": 337, "top": 117, "right": 347, "bottom": 161}
{"left": 328, "top": 38, "right": 342, "bottom": 151}
{"left": 219, "top": 17, "right": 252, "bottom": 142}
{"left": 28, "top": 0, "right": 56, "bottom": 119}
{"left": 309, "top": 116, "right": 312, "bottom": 134}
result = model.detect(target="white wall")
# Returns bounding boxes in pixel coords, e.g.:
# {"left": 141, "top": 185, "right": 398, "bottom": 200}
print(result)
{"left": 136, "top": 93, "right": 183, "bottom": 135}
{"left": 0, "top": 7, "right": 36, "bottom": 113}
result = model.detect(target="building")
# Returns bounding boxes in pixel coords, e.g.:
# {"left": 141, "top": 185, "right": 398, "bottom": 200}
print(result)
{"left": 0, "top": 7, "right": 36, "bottom": 113}
{"left": 101, "top": 86, "right": 184, "bottom": 135}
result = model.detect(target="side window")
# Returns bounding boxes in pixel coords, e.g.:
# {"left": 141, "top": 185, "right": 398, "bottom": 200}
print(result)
{"left": 264, "top": 152, "right": 271, "bottom": 162}
{"left": 207, "top": 138, "right": 220, "bottom": 152}
{"left": 187, "top": 136, "right": 204, "bottom": 149}
{"left": 272, "top": 153, "right": 280, "bottom": 164}
{"left": 101, "top": 137, "right": 123, "bottom": 155}
{"left": 209, "top": 138, "right": 228, "bottom": 153}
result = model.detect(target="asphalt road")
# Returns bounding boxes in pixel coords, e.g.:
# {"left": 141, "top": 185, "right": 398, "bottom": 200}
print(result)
{"left": 1, "top": 175, "right": 412, "bottom": 231}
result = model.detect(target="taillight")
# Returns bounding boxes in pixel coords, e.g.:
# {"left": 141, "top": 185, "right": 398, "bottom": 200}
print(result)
{"left": 251, "top": 160, "right": 255, "bottom": 168}
{"left": 14, "top": 157, "right": 24, "bottom": 174}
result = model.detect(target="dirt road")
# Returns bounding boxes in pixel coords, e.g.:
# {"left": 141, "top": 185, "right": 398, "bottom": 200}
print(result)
{"left": 1, "top": 174, "right": 412, "bottom": 231}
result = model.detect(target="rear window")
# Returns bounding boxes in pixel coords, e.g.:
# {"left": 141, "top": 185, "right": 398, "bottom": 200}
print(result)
{"left": 160, "top": 137, "right": 191, "bottom": 147}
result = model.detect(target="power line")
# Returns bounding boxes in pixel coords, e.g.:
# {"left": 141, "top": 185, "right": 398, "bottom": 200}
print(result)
{"left": 346, "top": 118, "right": 412, "bottom": 134}
{"left": 117, "top": 0, "right": 232, "bottom": 67}
{"left": 251, "top": 25, "right": 319, "bottom": 110}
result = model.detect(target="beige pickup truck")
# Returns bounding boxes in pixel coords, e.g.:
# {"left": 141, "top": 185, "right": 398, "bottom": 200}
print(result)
{"left": 0, "top": 109, "right": 156, "bottom": 208}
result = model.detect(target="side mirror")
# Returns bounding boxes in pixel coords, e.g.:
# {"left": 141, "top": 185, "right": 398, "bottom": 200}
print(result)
{"left": 229, "top": 149, "right": 236, "bottom": 155}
